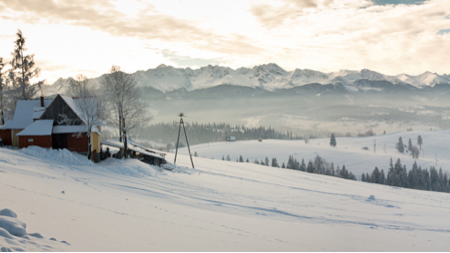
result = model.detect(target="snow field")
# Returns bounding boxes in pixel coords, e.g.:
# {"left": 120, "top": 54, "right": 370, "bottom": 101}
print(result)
{"left": 180, "top": 129, "right": 450, "bottom": 177}
{"left": 1, "top": 141, "right": 450, "bottom": 251}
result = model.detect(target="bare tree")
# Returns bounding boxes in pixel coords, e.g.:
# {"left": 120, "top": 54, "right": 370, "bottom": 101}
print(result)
{"left": 68, "top": 74, "right": 105, "bottom": 159}
{"left": 101, "top": 66, "right": 152, "bottom": 158}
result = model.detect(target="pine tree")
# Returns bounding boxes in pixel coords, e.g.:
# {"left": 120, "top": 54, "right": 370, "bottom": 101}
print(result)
{"left": 396, "top": 137, "right": 404, "bottom": 153}
{"left": 265, "top": 157, "right": 269, "bottom": 166}
{"left": 417, "top": 135, "right": 423, "bottom": 150}
{"left": 8, "top": 29, "right": 40, "bottom": 114}
{"left": 281, "top": 162, "right": 285, "bottom": 168}
{"left": 330, "top": 133, "right": 336, "bottom": 147}
{"left": 271, "top": 158, "right": 279, "bottom": 167}
{"left": 239, "top": 155, "right": 244, "bottom": 162}
{"left": 0, "top": 56, "right": 5, "bottom": 125}
{"left": 408, "top": 138, "right": 413, "bottom": 152}
{"left": 222, "top": 155, "right": 225, "bottom": 160}
{"left": 300, "top": 159, "right": 306, "bottom": 171}
{"left": 226, "top": 155, "right": 231, "bottom": 161}
{"left": 361, "top": 173, "right": 366, "bottom": 182}
{"left": 254, "top": 159, "right": 259, "bottom": 164}
{"left": 307, "top": 160, "right": 314, "bottom": 173}
{"left": 246, "top": 158, "right": 249, "bottom": 163}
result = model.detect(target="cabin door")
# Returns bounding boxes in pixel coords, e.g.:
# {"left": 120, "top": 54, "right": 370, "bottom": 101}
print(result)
{"left": 53, "top": 134, "right": 68, "bottom": 150}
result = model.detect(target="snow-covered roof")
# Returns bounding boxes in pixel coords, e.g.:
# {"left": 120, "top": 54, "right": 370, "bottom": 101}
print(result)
{"left": 16, "top": 120, "right": 54, "bottom": 136}
{"left": 60, "top": 95, "right": 99, "bottom": 125}
{"left": 52, "top": 125, "right": 88, "bottom": 134}
{"left": 0, "top": 99, "right": 52, "bottom": 130}
{"left": 101, "top": 140, "right": 165, "bottom": 160}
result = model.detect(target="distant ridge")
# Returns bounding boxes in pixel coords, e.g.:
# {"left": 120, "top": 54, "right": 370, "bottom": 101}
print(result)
{"left": 46, "top": 64, "right": 450, "bottom": 94}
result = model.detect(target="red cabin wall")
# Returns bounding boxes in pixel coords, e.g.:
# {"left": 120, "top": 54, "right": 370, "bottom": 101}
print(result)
{"left": 0, "top": 129, "right": 12, "bottom": 146}
{"left": 19, "top": 135, "right": 52, "bottom": 149}
{"left": 67, "top": 133, "right": 88, "bottom": 152}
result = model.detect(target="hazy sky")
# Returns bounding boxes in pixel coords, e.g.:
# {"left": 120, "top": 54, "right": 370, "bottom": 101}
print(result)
{"left": 0, "top": 0, "right": 449, "bottom": 84}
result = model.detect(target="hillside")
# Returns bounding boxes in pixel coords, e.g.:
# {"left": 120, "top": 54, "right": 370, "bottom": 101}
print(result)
{"left": 1, "top": 135, "right": 450, "bottom": 251}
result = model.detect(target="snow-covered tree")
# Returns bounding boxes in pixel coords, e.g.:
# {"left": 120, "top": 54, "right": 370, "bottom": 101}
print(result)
{"left": 101, "top": 66, "right": 152, "bottom": 156}
{"left": 239, "top": 155, "right": 244, "bottom": 162}
{"left": 417, "top": 135, "right": 423, "bottom": 149}
{"left": 396, "top": 137, "right": 404, "bottom": 153}
{"left": 411, "top": 146, "right": 420, "bottom": 159}
{"left": 8, "top": 29, "right": 40, "bottom": 105}
{"left": 330, "top": 133, "right": 336, "bottom": 147}
{"left": 271, "top": 157, "right": 279, "bottom": 167}
{"left": 67, "top": 74, "right": 105, "bottom": 159}
{"left": 0, "top": 56, "right": 6, "bottom": 125}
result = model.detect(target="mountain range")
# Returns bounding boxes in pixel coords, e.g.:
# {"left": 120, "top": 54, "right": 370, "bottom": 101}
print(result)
{"left": 47, "top": 63, "right": 450, "bottom": 94}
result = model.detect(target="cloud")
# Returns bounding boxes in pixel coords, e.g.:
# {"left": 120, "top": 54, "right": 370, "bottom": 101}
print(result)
{"left": 161, "top": 49, "right": 225, "bottom": 67}
{"left": 0, "top": 0, "right": 261, "bottom": 56}
{"left": 250, "top": 0, "right": 319, "bottom": 28}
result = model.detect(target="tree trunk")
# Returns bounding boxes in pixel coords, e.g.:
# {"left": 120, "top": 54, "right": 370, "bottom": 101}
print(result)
{"left": 118, "top": 112, "right": 122, "bottom": 142}
{"left": 87, "top": 131, "right": 91, "bottom": 160}
{"left": 123, "top": 118, "right": 128, "bottom": 159}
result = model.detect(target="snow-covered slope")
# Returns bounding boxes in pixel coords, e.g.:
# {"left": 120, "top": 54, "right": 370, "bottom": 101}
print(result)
{"left": 181, "top": 129, "right": 450, "bottom": 177}
{"left": 2, "top": 130, "right": 450, "bottom": 251}
{"left": 46, "top": 64, "right": 450, "bottom": 93}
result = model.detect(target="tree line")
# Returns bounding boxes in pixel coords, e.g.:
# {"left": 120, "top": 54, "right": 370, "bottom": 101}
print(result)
{"left": 137, "top": 122, "right": 298, "bottom": 147}
{"left": 219, "top": 152, "right": 450, "bottom": 194}
{"left": 220, "top": 154, "right": 357, "bottom": 181}
{"left": 362, "top": 158, "right": 450, "bottom": 193}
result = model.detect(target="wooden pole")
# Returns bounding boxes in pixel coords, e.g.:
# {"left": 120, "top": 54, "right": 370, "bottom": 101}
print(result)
{"left": 181, "top": 118, "right": 195, "bottom": 168}
{"left": 174, "top": 118, "right": 182, "bottom": 164}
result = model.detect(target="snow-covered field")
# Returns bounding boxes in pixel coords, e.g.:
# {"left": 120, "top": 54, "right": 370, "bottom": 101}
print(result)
{"left": 182, "top": 129, "right": 450, "bottom": 177}
{"left": 2, "top": 131, "right": 450, "bottom": 251}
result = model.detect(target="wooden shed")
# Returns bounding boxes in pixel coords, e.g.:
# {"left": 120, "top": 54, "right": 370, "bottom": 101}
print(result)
{"left": 17, "top": 120, "right": 54, "bottom": 149}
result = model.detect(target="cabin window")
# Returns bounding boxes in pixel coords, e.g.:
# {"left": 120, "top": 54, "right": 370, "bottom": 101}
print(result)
{"left": 28, "top": 139, "right": 34, "bottom": 142}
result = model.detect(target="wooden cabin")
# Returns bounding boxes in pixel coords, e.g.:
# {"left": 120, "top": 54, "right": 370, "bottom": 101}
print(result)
{"left": 0, "top": 94, "right": 102, "bottom": 156}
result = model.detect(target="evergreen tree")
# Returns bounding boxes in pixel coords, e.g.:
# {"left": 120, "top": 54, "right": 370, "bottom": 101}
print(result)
{"left": 239, "top": 155, "right": 244, "bottom": 162}
{"left": 281, "top": 162, "right": 285, "bottom": 168}
{"left": 0, "top": 56, "right": 5, "bottom": 125}
{"left": 271, "top": 158, "right": 279, "bottom": 167}
{"left": 396, "top": 137, "right": 404, "bottom": 153}
{"left": 226, "top": 155, "right": 231, "bottom": 161}
{"left": 307, "top": 160, "right": 314, "bottom": 173}
{"left": 9, "top": 29, "right": 40, "bottom": 103}
{"left": 330, "top": 133, "right": 336, "bottom": 147}
{"left": 265, "top": 157, "right": 269, "bottom": 166}
{"left": 246, "top": 158, "right": 249, "bottom": 163}
{"left": 194, "top": 151, "right": 198, "bottom": 157}
{"left": 417, "top": 135, "right": 423, "bottom": 150}
{"left": 361, "top": 173, "right": 366, "bottom": 182}
{"left": 408, "top": 138, "right": 413, "bottom": 152}
{"left": 222, "top": 155, "right": 224, "bottom": 160}
{"left": 254, "top": 159, "right": 259, "bottom": 164}
{"left": 300, "top": 159, "right": 306, "bottom": 171}
{"left": 380, "top": 169, "right": 386, "bottom": 184}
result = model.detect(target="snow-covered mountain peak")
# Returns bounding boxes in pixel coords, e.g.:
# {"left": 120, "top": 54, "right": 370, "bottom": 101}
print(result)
{"left": 46, "top": 64, "right": 450, "bottom": 93}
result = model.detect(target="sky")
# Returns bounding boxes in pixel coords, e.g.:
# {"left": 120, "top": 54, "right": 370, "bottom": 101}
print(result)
{"left": 0, "top": 0, "right": 449, "bottom": 84}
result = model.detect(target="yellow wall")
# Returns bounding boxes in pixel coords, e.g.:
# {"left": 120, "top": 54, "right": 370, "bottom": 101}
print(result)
{"left": 12, "top": 129, "right": 23, "bottom": 147}
{"left": 90, "top": 126, "right": 101, "bottom": 152}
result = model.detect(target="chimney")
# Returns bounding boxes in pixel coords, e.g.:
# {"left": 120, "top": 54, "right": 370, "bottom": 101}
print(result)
{"left": 40, "top": 96, "right": 44, "bottom": 107}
